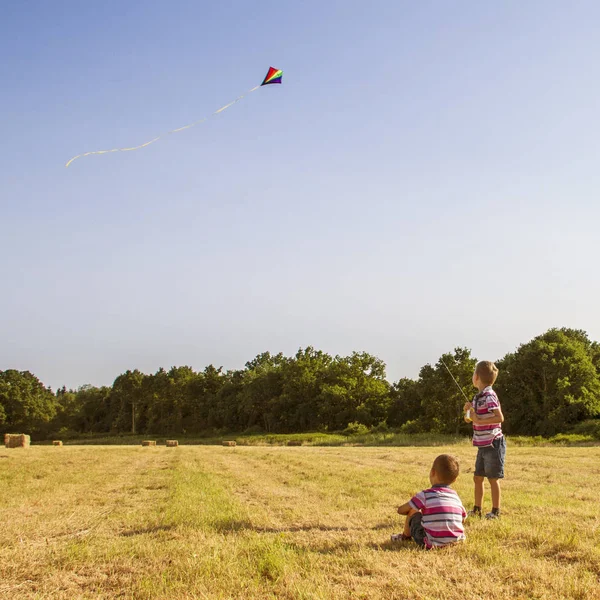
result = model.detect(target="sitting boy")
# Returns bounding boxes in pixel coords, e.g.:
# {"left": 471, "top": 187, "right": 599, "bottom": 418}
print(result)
{"left": 392, "top": 454, "right": 467, "bottom": 549}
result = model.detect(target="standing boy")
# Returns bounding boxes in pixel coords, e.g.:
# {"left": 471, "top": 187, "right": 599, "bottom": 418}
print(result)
{"left": 464, "top": 361, "right": 505, "bottom": 519}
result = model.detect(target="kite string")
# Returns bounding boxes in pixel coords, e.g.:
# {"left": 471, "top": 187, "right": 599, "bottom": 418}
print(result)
{"left": 65, "top": 85, "right": 262, "bottom": 168}
{"left": 439, "top": 358, "right": 471, "bottom": 403}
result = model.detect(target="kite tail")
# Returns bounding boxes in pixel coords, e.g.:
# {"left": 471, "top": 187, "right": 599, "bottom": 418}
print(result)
{"left": 65, "top": 85, "right": 262, "bottom": 168}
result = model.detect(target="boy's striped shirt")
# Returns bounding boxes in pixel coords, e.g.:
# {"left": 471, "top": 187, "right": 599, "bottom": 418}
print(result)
{"left": 408, "top": 485, "right": 467, "bottom": 549}
{"left": 472, "top": 386, "right": 503, "bottom": 447}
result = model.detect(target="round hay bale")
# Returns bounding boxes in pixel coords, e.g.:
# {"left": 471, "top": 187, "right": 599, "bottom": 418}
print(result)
{"left": 53, "top": 441, "right": 63, "bottom": 447}
{"left": 287, "top": 440, "right": 302, "bottom": 446}
{"left": 141, "top": 440, "right": 157, "bottom": 447}
{"left": 222, "top": 441, "right": 236, "bottom": 447}
{"left": 4, "top": 434, "right": 30, "bottom": 448}
{"left": 166, "top": 440, "right": 179, "bottom": 447}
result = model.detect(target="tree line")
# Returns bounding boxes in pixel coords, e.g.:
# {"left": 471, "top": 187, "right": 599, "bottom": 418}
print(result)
{"left": 1, "top": 328, "right": 599, "bottom": 440}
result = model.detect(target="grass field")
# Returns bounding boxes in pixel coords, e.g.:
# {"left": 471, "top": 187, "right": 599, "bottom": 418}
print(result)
{"left": 1, "top": 444, "right": 599, "bottom": 599}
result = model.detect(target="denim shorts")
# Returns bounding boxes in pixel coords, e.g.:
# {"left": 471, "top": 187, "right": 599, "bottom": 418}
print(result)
{"left": 474, "top": 436, "right": 506, "bottom": 479}
{"left": 409, "top": 512, "right": 427, "bottom": 547}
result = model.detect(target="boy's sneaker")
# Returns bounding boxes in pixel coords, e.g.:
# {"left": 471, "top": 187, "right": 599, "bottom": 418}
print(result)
{"left": 467, "top": 509, "right": 482, "bottom": 518}
{"left": 391, "top": 533, "right": 411, "bottom": 542}
{"left": 485, "top": 510, "right": 500, "bottom": 520}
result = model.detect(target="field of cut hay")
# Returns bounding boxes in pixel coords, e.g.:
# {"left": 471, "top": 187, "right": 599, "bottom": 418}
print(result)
{"left": 1, "top": 444, "right": 599, "bottom": 599}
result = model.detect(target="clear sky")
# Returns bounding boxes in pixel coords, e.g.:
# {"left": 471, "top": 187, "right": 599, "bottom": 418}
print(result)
{"left": 2, "top": 1, "right": 600, "bottom": 390}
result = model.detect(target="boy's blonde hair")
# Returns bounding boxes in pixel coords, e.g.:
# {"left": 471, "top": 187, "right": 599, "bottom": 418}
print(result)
{"left": 475, "top": 361, "right": 498, "bottom": 386}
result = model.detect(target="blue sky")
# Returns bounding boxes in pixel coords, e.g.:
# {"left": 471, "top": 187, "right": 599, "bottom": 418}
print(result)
{"left": 2, "top": 1, "right": 600, "bottom": 390}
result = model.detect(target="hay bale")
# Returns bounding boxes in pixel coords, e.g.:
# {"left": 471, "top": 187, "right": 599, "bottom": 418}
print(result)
{"left": 166, "top": 440, "right": 178, "bottom": 447}
{"left": 141, "top": 440, "right": 156, "bottom": 447}
{"left": 222, "top": 441, "right": 236, "bottom": 447}
{"left": 53, "top": 440, "right": 63, "bottom": 447}
{"left": 287, "top": 440, "right": 302, "bottom": 446}
{"left": 4, "top": 434, "right": 31, "bottom": 448}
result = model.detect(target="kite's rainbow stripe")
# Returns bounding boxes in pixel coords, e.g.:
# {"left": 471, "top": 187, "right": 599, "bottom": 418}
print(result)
{"left": 261, "top": 67, "right": 283, "bottom": 86}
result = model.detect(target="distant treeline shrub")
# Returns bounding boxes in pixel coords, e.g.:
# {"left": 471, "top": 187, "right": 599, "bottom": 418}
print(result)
{"left": 1, "top": 328, "right": 599, "bottom": 439}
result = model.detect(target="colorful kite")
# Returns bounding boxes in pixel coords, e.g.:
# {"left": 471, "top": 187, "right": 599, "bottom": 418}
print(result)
{"left": 65, "top": 66, "right": 283, "bottom": 168}
{"left": 261, "top": 67, "right": 283, "bottom": 86}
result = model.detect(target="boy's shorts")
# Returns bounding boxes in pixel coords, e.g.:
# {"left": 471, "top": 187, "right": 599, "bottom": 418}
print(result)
{"left": 409, "top": 512, "right": 427, "bottom": 547}
{"left": 474, "top": 436, "right": 506, "bottom": 479}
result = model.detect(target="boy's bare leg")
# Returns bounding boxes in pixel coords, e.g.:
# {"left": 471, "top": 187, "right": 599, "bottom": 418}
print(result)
{"left": 474, "top": 475, "right": 485, "bottom": 507}
{"left": 403, "top": 508, "right": 419, "bottom": 537}
{"left": 489, "top": 478, "right": 501, "bottom": 509}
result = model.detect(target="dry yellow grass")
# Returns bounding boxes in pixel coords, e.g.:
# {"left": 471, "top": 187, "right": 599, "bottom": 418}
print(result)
{"left": 1, "top": 444, "right": 599, "bottom": 599}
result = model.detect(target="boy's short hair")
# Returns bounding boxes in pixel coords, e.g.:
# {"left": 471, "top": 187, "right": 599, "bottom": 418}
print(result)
{"left": 475, "top": 361, "right": 499, "bottom": 386}
{"left": 432, "top": 454, "right": 460, "bottom": 485}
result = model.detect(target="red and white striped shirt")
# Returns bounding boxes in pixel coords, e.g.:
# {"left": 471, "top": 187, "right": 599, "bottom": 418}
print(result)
{"left": 408, "top": 485, "right": 467, "bottom": 549}
{"left": 472, "top": 386, "right": 503, "bottom": 447}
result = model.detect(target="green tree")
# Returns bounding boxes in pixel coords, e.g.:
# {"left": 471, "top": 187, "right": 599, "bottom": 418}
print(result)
{"left": 425, "top": 348, "right": 477, "bottom": 435}
{"left": 72, "top": 385, "right": 112, "bottom": 433}
{"left": 212, "top": 369, "right": 245, "bottom": 431}
{"left": 142, "top": 368, "right": 169, "bottom": 434}
{"left": 273, "top": 347, "right": 333, "bottom": 431}
{"left": 185, "top": 365, "right": 225, "bottom": 432}
{"left": 163, "top": 366, "right": 196, "bottom": 433}
{"left": 496, "top": 328, "right": 600, "bottom": 435}
{"left": 318, "top": 352, "right": 390, "bottom": 430}
{"left": 238, "top": 352, "right": 287, "bottom": 432}
{"left": 53, "top": 386, "right": 79, "bottom": 433}
{"left": 387, "top": 378, "right": 421, "bottom": 428}
{"left": 0, "top": 370, "right": 57, "bottom": 435}
{"left": 109, "top": 370, "right": 146, "bottom": 433}
{"left": 391, "top": 348, "right": 476, "bottom": 434}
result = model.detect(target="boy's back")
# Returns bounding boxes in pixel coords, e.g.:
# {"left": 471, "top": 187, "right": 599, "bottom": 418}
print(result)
{"left": 472, "top": 386, "right": 503, "bottom": 447}
{"left": 409, "top": 485, "right": 467, "bottom": 549}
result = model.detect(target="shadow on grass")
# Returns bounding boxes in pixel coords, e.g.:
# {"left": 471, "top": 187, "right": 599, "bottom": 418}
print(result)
{"left": 211, "top": 517, "right": 426, "bottom": 555}
{"left": 213, "top": 518, "right": 397, "bottom": 536}
{"left": 369, "top": 539, "right": 425, "bottom": 552}
{"left": 254, "top": 524, "right": 351, "bottom": 534}
{"left": 293, "top": 538, "right": 424, "bottom": 555}
{"left": 213, "top": 518, "right": 255, "bottom": 533}
{"left": 371, "top": 521, "right": 395, "bottom": 531}
{"left": 311, "top": 540, "right": 358, "bottom": 554}
{"left": 120, "top": 524, "right": 177, "bottom": 537}
{"left": 213, "top": 518, "right": 352, "bottom": 534}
